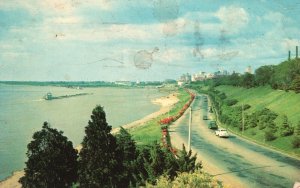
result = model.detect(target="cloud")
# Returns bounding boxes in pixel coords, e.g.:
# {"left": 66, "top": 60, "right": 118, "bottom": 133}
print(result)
{"left": 0, "top": 0, "right": 115, "bottom": 13}
{"left": 215, "top": 6, "right": 249, "bottom": 33}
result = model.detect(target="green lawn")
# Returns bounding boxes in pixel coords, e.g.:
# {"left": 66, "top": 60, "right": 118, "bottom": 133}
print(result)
{"left": 130, "top": 89, "right": 191, "bottom": 145}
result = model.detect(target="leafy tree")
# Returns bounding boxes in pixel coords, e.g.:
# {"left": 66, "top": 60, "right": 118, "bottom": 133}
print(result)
{"left": 78, "top": 105, "right": 122, "bottom": 187}
{"left": 291, "top": 75, "right": 300, "bottom": 93}
{"left": 19, "top": 122, "right": 78, "bottom": 188}
{"left": 255, "top": 65, "right": 275, "bottom": 86}
{"left": 241, "top": 73, "right": 255, "bottom": 88}
{"left": 229, "top": 73, "right": 241, "bottom": 86}
{"left": 116, "top": 127, "right": 137, "bottom": 186}
{"left": 279, "top": 115, "right": 294, "bottom": 137}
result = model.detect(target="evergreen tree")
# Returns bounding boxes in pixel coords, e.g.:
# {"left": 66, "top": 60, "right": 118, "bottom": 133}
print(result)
{"left": 115, "top": 127, "right": 137, "bottom": 187}
{"left": 19, "top": 122, "right": 78, "bottom": 188}
{"left": 176, "top": 144, "right": 202, "bottom": 173}
{"left": 295, "top": 121, "right": 300, "bottom": 136}
{"left": 145, "top": 143, "right": 167, "bottom": 185}
{"left": 279, "top": 115, "right": 294, "bottom": 136}
{"left": 78, "top": 105, "right": 121, "bottom": 187}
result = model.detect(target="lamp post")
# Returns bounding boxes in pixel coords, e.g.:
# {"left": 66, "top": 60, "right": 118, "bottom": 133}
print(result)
{"left": 188, "top": 106, "right": 192, "bottom": 151}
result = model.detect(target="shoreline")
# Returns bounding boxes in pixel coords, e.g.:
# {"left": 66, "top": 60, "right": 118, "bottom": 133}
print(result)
{"left": 0, "top": 93, "right": 179, "bottom": 188}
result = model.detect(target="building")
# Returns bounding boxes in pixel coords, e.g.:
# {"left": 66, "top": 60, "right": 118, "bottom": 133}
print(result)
{"left": 245, "top": 66, "right": 252, "bottom": 74}
{"left": 177, "top": 73, "right": 191, "bottom": 86}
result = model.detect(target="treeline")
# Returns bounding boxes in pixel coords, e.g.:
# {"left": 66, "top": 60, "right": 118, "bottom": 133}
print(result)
{"left": 0, "top": 81, "right": 164, "bottom": 88}
{"left": 19, "top": 105, "right": 220, "bottom": 188}
{"left": 204, "top": 88, "right": 300, "bottom": 148}
{"left": 210, "top": 58, "right": 300, "bottom": 93}
{"left": 0, "top": 81, "right": 116, "bottom": 87}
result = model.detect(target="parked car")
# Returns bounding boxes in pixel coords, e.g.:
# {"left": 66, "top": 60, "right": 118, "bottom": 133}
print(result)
{"left": 208, "top": 121, "right": 218, "bottom": 129}
{"left": 215, "top": 129, "right": 229, "bottom": 138}
{"left": 203, "top": 115, "right": 208, "bottom": 120}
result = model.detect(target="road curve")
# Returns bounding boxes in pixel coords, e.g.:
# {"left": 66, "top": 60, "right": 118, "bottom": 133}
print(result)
{"left": 169, "top": 94, "right": 300, "bottom": 188}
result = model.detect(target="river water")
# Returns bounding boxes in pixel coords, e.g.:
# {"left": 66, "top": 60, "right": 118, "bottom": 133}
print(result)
{"left": 0, "top": 84, "right": 165, "bottom": 180}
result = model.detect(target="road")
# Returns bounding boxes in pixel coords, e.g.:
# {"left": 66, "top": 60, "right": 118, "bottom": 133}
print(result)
{"left": 169, "top": 94, "right": 300, "bottom": 188}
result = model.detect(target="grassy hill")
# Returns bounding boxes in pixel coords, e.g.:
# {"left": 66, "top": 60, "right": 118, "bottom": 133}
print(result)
{"left": 216, "top": 85, "right": 300, "bottom": 125}
{"left": 215, "top": 85, "right": 300, "bottom": 157}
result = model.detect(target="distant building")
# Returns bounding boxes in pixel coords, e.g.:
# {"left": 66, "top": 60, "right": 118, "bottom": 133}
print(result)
{"left": 177, "top": 73, "right": 191, "bottom": 86}
{"left": 245, "top": 66, "right": 252, "bottom": 74}
{"left": 114, "top": 81, "right": 133, "bottom": 86}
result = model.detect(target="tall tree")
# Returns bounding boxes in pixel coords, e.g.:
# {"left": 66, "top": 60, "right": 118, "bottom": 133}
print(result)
{"left": 115, "top": 127, "right": 137, "bottom": 186}
{"left": 78, "top": 105, "right": 121, "bottom": 187}
{"left": 176, "top": 144, "right": 202, "bottom": 173}
{"left": 254, "top": 65, "right": 275, "bottom": 86}
{"left": 19, "top": 122, "right": 78, "bottom": 188}
{"left": 241, "top": 73, "right": 255, "bottom": 88}
{"left": 291, "top": 75, "right": 300, "bottom": 93}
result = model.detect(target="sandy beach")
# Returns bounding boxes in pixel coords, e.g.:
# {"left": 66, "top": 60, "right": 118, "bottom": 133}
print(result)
{"left": 0, "top": 93, "right": 179, "bottom": 188}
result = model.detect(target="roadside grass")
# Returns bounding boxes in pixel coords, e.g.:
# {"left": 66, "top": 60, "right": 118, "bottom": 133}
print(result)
{"left": 214, "top": 85, "right": 300, "bottom": 157}
{"left": 130, "top": 89, "right": 191, "bottom": 145}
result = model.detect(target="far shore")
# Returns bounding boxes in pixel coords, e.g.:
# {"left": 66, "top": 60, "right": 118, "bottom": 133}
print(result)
{"left": 0, "top": 93, "right": 179, "bottom": 188}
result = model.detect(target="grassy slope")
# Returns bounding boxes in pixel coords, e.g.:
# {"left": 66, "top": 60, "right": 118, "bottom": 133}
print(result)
{"left": 216, "top": 86, "right": 300, "bottom": 124}
{"left": 216, "top": 85, "right": 300, "bottom": 156}
{"left": 130, "top": 89, "right": 191, "bottom": 145}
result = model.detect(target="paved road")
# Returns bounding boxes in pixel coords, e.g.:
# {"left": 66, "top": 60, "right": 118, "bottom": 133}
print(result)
{"left": 169, "top": 94, "right": 300, "bottom": 188}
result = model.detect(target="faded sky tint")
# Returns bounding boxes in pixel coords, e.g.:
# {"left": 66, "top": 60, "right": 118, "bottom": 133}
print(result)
{"left": 0, "top": 0, "right": 300, "bottom": 81}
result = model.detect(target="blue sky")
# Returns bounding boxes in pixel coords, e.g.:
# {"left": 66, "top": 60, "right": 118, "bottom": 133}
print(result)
{"left": 0, "top": 0, "right": 299, "bottom": 81}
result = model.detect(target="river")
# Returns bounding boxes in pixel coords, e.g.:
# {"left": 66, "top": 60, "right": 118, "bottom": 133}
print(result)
{"left": 0, "top": 84, "right": 166, "bottom": 180}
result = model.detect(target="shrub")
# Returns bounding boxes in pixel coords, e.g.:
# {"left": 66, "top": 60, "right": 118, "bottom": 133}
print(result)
{"left": 146, "top": 170, "right": 222, "bottom": 188}
{"left": 292, "top": 136, "right": 300, "bottom": 148}
{"left": 225, "top": 99, "right": 238, "bottom": 106}
{"left": 265, "top": 129, "right": 277, "bottom": 141}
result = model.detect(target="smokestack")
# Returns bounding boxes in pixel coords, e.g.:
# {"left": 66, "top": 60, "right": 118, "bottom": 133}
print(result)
{"left": 289, "top": 50, "right": 291, "bottom": 61}
{"left": 296, "top": 46, "right": 298, "bottom": 59}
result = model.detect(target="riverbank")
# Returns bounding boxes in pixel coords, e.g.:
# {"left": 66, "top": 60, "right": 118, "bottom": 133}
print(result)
{"left": 0, "top": 93, "right": 179, "bottom": 188}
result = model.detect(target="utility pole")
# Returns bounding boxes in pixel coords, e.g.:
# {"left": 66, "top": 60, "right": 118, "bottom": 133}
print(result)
{"left": 242, "top": 103, "right": 245, "bottom": 134}
{"left": 188, "top": 106, "right": 192, "bottom": 151}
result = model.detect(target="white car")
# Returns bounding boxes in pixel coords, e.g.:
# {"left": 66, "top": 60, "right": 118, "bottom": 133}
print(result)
{"left": 215, "top": 129, "right": 229, "bottom": 138}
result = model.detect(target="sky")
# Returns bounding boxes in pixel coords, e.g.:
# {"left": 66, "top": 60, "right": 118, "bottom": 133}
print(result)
{"left": 0, "top": 0, "right": 300, "bottom": 81}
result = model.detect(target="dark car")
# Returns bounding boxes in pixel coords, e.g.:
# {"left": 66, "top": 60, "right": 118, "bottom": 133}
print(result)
{"left": 203, "top": 115, "right": 208, "bottom": 120}
{"left": 208, "top": 121, "right": 218, "bottom": 129}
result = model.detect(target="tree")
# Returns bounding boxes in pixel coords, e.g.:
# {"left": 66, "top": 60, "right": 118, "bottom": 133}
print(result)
{"left": 176, "top": 144, "right": 202, "bottom": 173}
{"left": 19, "top": 122, "right": 78, "bottom": 188}
{"left": 291, "top": 75, "right": 300, "bottom": 93}
{"left": 264, "top": 128, "right": 277, "bottom": 141}
{"left": 115, "top": 127, "right": 137, "bottom": 186}
{"left": 255, "top": 65, "right": 274, "bottom": 86}
{"left": 229, "top": 73, "right": 241, "bottom": 86}
{"left": 295, "top": 121, "right": 300, "bottom": 136}
{"left": 241, "top": 73, "right": 255, "bottom": 88}
{"left": 279, "top": 115, "right": 294, "bottom": 137}
{"left": 78, "top": 105, "right": 121, "bottom": 187}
